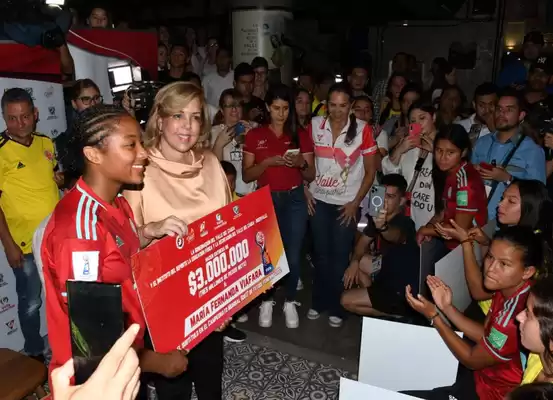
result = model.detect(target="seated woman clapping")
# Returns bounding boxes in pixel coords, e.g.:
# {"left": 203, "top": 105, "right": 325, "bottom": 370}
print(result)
{"left": 404, "top": 227, "right": 551, "bottom": 400}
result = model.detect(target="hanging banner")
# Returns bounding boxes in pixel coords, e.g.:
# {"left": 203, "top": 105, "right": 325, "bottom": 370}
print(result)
{"left": 231, "top": 9, "right": 292, "bottom": 67}
{"left": 0, "top": 77, "right": 62, "bottom": 351}
{"left": 132, "top": 186, "right": 289, "bottom": 352}
{"left": 0, "top": 243, "right": 48, "bottom": 351}
{"left": 0, "top": 78, "right": 66, "bottom": 139}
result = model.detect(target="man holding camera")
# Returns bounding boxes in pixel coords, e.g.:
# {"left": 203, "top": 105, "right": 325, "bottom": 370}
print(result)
{"left": 340, "top": 174, "right": 419, "bottom": 317}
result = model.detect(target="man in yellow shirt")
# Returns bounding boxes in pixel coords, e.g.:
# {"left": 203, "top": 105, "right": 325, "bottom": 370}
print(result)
{"left": 0, "top": 88, "right": 60, "bottom": 361}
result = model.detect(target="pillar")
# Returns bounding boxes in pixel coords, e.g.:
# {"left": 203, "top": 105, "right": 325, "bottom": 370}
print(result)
{"left": 231, "top": 0, "right": 294, "bottom": 84}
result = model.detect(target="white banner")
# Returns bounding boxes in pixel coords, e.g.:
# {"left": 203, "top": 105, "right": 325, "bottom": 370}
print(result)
{"left": 359, "top": 318, "right": 461, "bottom": 392}
{"left": 0, "top": 77, "right": 63, "bottom": 351}
{"left": 0, "top": 78, "right": 67, "bottom": 139}
{"left": 68, "top": 44, "right": 116, "bottom": 105}
{"left": 0, "top": 243, "right": 47, "bottom": 351}
{"left": 435, "top": 221, "right": 496, "bottom": 312}
{"left": 340, "top": 378, "right": 418, "bottom": 399}
{"left": 231, "top": 9, "right": 292, "bottom": 67}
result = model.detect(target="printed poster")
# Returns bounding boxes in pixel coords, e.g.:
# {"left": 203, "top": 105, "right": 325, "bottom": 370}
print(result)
{"left": 132, "top": 186, "right": 289, "bottom": 352}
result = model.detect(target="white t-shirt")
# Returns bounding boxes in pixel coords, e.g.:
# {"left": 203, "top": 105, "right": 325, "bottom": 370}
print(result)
{"left": 202, "top": 70, "right": 233, "bottom": 107}
{"left": 381, "top": 148, "right": 435, "bottom": 230}
{"left": 206, "top": 104, "right": 218, "bottom": 124}
{"left": 375, "top": 128, "right": 389, "bottom": 152}
{"left": 455, "top": 114, "right": 491, "bottom": 141}
{"left": 309, "top": 116, "right": 378, "bottom": 206}
{"left": 32, "top": 214, "right": 51, "bottom": 289}
{"left": 202, "top": 62, "right": 217, "bottom": 78}
{"left": 210, "top": 125, "right": 256, "bottom": 196}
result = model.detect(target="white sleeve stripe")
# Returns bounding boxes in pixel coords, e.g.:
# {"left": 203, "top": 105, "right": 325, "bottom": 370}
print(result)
{"left": 75, "top": 192, "right": 100, "bottom": 241}
{"left": 456, "top": 208, "right": 478, "bottom": 212}
{"left": 362, "top": 145, "right": 378, "bottom": 155}
{"left": 91, "top": 201, "right": 99, "bottom": 241}
{"left": 75, "top": 194, "right": 86, "bottom": 239}
{"left": 84, "top": 197, "right": 92, "bottom": 240}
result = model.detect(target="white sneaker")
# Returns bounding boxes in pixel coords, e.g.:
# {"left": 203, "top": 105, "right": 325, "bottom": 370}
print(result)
{"left": 236, "top": 314, "right": 249, "bottom": 323}
{"left": 259, "top": 301, "right": 275, "bottom": 328}
{"left": 307, "top": 308, "right": 320, "bottom": 320}
{"left": 297, "top": 278, "right": 304, "bottom": 291}
{"left": 283, "top": 301, "right": 300, "bottom": 328}
{"left": 329, "top": 316, "right": 343, "bottom": 328}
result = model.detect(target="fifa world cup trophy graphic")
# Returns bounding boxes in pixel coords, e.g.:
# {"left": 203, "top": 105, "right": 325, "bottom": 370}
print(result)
{"left": 255, "top": 231, "right": 274, "bottom": 275}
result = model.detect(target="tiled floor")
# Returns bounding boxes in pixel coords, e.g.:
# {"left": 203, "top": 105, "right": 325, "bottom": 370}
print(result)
{"left": 220, "top": 340, "right": 357, "bottom": 400}
{"left": 237, "top": 269, "right": 362, "bottom": 364}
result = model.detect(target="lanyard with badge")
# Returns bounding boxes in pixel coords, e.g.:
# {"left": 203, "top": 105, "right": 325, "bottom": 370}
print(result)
{"left": 485, "top": 134, "right": 525, "bottom": 202}
{"left": 370, "top": 235, "right": 383, "bottom": 280}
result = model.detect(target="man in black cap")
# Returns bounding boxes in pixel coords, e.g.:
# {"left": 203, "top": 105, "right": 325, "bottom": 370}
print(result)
{"left": 497, "top": 30, "right": 545, "bottom": 89}
{"left": 523, "top": 55, "right": 553, "bottom": 115}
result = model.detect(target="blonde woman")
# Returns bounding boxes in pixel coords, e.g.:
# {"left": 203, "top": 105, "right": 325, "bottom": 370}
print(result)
{"left": 124, "top": 82, "right": 230, "bottom": 400}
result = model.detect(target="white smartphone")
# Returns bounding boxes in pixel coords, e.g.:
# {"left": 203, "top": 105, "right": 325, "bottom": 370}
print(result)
{"left": 284, "top": 149, "right": 300, "bottom": 157}
{"left": 368, "top": 186, "right": 386, "bottom": 217}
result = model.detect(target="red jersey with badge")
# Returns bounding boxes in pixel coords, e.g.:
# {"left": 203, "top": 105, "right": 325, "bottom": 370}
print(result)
{"left": 243, "top": 126, "right": 314, "bottom": 191}
{"left": 41, "top": 178, "right": 145, "bottom": 381}
{"left": 474, "top": 282, "right": 531, "bottom": 400}
{"left": 442, "top": 162, "right": 488, "bottom": 249}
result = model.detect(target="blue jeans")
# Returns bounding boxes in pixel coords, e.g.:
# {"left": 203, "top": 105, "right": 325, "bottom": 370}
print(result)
{"left": 310, "top": 201, "right": 358, "bottom": 318}
{"left": 271, "top": 186, "right": 308, "bottom": 301}
{"left": 13, "top": 254, "right": 44, "bottom": 356}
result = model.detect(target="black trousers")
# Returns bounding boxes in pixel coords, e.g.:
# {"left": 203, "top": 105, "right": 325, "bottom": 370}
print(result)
{"left": 139, "top": 331, "right": 224, "bottom": 400}
{"left": 402, "top": 364, "right": 478, "bottom": 400}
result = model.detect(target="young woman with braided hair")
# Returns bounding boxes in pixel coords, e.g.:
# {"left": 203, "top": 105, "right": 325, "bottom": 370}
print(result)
{"left": 41, "top": 104, "right": 190, "bottom": 398}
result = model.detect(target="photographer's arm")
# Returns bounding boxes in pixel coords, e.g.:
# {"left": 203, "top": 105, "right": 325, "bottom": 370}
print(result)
{"left": 57, "top": 44, "right": 74, "bottom": 82}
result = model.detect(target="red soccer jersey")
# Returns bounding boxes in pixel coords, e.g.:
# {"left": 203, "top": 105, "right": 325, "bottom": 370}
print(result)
{"left": 243, "top": 126, "right": 314, "bottom": 191}
{"left": 41, "top": 178, "right": 145, "bottom": 384}
{"left": 442, "top": 162, "right": 488, "bottom": 249}
{"left": 474, "top": 282, "right": 531, "bottom": 400}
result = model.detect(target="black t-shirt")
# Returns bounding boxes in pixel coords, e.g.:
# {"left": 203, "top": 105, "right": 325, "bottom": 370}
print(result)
{"left": 242, "top": 96, "right": 267, "bottom": 124}
{"left": 525, "top": 95, "right": 553, "bottom": 116}
{"left": 158, "top": 69, "right": 190, "bottom": 84}
{"left": 363, "top": 212, "right": 420, "bottom": 293}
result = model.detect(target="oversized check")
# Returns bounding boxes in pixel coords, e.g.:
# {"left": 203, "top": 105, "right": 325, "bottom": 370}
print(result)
{"left": 131, "top": 186, "right": 289, "bottom": 352}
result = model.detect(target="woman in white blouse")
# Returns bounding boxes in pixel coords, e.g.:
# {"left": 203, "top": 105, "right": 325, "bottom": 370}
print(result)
{"left": 381, "top": 101, "right": 437, "bottom": 230}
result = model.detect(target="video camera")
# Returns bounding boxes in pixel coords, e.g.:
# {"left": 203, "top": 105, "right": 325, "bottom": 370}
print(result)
{"left": 107, "top": 61, "right": 163, "bottom": 124}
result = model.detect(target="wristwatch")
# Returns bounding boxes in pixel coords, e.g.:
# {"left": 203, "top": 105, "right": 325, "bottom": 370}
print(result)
{"left": 300, "top": 160, "right": 309, "bottom": 171}
{"left": 504, "top": 174, "right": 513, "bottom": 186}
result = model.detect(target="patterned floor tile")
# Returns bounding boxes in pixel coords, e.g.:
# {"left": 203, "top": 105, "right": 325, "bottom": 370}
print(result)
{"left": 251, "top": 347, "right": 288, "bottom": 370}
{"left": 265, "top": 372, "right": 309, "bottom": 400}
{"left": 298, "top": 382, "right": 339, "bottom": 400}
{"left": 224, "top": 382, "right": 262, "bottom": 400}
{"left": 280, "top": 355, "right": 318, "bottom": 380}
{"left": 255, "top": 390, "right": 287, "bottom": 400}
{"left": 234, "top": 363, "right": 277, "bottom": 390}
{"left": 310, "top": 365, "right": 344, "bottom": 388}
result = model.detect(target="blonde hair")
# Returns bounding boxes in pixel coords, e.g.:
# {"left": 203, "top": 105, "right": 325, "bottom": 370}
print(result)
{"left": 144, "top": 81, "right": 212, "bottom": 149}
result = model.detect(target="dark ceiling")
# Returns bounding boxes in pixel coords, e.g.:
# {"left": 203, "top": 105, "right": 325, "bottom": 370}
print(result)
{"left": 69, "top": 0, "right": 468, "bottom": 23}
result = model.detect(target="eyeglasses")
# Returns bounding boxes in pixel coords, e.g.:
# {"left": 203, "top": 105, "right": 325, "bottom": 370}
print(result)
{"left": 222, "top": 103, "right": 241, "bottom": 109}
{"left": 79, "top": 95, "right": 103, "bottom": 105}
{"left": 209, "top": 42, "right": 219, "bottom": 48}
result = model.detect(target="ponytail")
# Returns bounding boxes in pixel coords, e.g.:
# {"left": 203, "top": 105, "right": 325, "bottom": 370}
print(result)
{"left": 494, "top": 226, "right": 553, "bottom": 278}
{"left": 345, "top": 113, "right": 357, "bottom": 146}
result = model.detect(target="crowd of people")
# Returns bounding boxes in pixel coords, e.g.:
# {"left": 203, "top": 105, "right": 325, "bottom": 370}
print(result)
{"left": 3, "top": 4, "right": 553, "bottom": 399}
